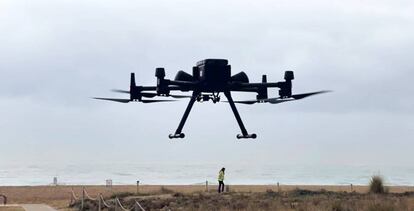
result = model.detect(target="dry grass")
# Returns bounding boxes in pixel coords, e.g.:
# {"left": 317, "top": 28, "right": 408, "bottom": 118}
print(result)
{"left": 1, "top": 185, "right": 414, "bottom": 210}
{"left": 70, "top": 189, "right": 414, "bottom": 211}
{"left": 369, "top": 175, "right": 386, "bottom": 194}
{"left": 0, "top": 207, "right": 25, "bottom": 211}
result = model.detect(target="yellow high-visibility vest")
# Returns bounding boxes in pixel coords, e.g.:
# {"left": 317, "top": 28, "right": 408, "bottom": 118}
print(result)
{"left": 218, "top": 170, "right": 224, "bottom": 181}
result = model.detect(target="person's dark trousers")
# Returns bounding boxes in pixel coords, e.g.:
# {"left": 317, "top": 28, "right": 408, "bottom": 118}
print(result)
{"left": 218, "top": 181, "right": 224, "bottom": 193}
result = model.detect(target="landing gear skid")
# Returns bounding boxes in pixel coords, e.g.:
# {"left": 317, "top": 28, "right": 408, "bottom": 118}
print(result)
{"left": 237, "top": 134, "right": 257, "bottom": 139}
{"left": 169, "top": 133, "right": 185, "bottom": 139}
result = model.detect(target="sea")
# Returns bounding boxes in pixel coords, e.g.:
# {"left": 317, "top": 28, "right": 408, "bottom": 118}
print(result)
{"left": 0, "top": 163, "right": 413, "bottom": 186}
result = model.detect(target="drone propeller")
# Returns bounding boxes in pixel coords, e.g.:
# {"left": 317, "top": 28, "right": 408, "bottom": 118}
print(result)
{"left": 290, "top": 91, "right": 331, "bottom": 100}
{"left": 92, "top": 97, "right": 176, "bottom": 103}
{"left": 111, "top": 89, "right": 191, "bottom": 99}
{"left": 111, "top": 89, "right": 130, "bottom": 94}
{"left": 111, "top": 89, "right": 157, "bottom": 98}
{"left": 163, "top": 94, "right": 193, "bottom": 99}
{"left": 141, "top": 99, "right": 177, "bottom": 103}
{"left": 231, "top": 100, "right": 257, "bottom": 105}
{"left": 231, "top": 90, "right": 331, "bottom": 105}
{"left": 93, "top": 97, "right": 130, "bottom": 103}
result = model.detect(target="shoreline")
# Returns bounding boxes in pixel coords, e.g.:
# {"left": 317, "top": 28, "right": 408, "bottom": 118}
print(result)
{"left": 1, "top": 184, "right": 414, "bottom": 192}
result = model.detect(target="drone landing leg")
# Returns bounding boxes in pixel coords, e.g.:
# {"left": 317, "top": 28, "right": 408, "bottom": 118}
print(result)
{"left": 169, "top": 92, "right": 199, "bottom": 139}
{"left": 224, "top": 91, "right": 257, "bottom": 139}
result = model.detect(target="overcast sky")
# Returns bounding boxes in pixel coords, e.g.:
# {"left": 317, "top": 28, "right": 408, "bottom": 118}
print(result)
{"left": 0, "top": 0, "right": 413, "bottom": 166}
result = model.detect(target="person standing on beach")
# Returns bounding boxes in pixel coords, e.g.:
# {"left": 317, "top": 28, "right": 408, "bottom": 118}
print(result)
{"left": 218, "top": 167, "right": 225, "bottom": 193}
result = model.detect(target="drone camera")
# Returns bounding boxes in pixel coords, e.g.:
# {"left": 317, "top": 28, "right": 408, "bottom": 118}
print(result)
{"left": 202, "top": 95, "right": 210, "bottom": 101}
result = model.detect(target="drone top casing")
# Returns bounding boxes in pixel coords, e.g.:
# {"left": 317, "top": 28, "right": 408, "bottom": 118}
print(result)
{"left": 192, "top": 59, "right": 232, "bottom": 90}
{"left": 196, "top": 59, "right": 228, "bottom": 66}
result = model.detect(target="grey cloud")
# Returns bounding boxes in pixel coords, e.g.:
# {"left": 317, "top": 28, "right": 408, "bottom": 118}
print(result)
{"left": 1, "top": 0, "right": 413, "bottom": 165}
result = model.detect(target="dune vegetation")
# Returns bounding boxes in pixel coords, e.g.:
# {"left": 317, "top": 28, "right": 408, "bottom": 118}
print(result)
{"left": 73, "top": 187, "right": 414, "bottom": 211}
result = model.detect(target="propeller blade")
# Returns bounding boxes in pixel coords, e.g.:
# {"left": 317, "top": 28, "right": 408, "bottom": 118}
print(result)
{"left": 265, "top": 90, "right": 331, "bottom": 104}
{"left": 223, "top": 100, "right": 258, "bottom": 104}
{"left": 111, "top": 90, "right": 162, "bottom": 98}
{"left": 291, "top": 90, "right": 331, "bottom": 100}
{"left": 93, "top": 97, "right": 130, "bottom": 103}
{"left": 94, "top": 97, "right": 176, "bottom": 103}
{"left": 140, "top": 92, "right": 158, "bottom": 98}
{"left": 169, "top": 94, "right": 192, "bottom": 99}
{"left": 141, "top": 92, "right": 191, "bottom": 99}
{"left": 111, "top": 89, "right": 191, "bottom": 99}
{"left": 228, "top": 98, "right": 292, "bottom": 104}
{"left": 141, "top": 99, "right": 177, "bottom": 103}
{"left": 266, "top": 98, "right": 295, "bottom": 104}
{"left": 223, "top": 91, "right": 330, "bottom": 105}
{"left": 111, "top": 89, "right": 130, "bottom": 94}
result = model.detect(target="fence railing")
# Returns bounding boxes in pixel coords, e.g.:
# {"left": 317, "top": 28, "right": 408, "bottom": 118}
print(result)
{"left": 70, "top": 181, "right": 358, "bottom": 210}
{"left": 70, "top": 188, "right": 146, "bottom": 211}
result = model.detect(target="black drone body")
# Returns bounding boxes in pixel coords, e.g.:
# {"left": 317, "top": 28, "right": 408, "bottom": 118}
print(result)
{"left": 94, "top": 59, "right": 328, "bottom": 139}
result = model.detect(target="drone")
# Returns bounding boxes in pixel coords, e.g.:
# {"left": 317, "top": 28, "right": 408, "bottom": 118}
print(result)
{"left": 94, "top": 59, "right": 329, "bottom": 139}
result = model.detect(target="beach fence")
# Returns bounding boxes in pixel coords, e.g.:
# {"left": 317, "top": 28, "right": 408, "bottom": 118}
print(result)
{"left": 70, "top": 187, "right": 145, "bottom": 211}
{"left": 69, "top": 180, "right": 228, "bottom": 210}
{"left": 106, "top": 179, "right": 113, "bottom": 188}
{"left": 191, "top": 180, "right": 222, "bottom": 192}
{"left": 70, "top": 180, "right": 363, "bottom": 210}
{"left": 136, "top": 181, "right": 140, "bottom": 194}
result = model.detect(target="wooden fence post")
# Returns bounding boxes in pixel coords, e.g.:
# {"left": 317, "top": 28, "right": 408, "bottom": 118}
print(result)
{"left": 205, "top": 180, "right": 208, "bottom": 192}
{"left": 137, "top": 180, "right": 140, "bottom": 194}
{"left": 98, "top": 194, "right": 101, "bottom": 211}
{"left": 81, "top": 187, "right": 85, "bottom": 211}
